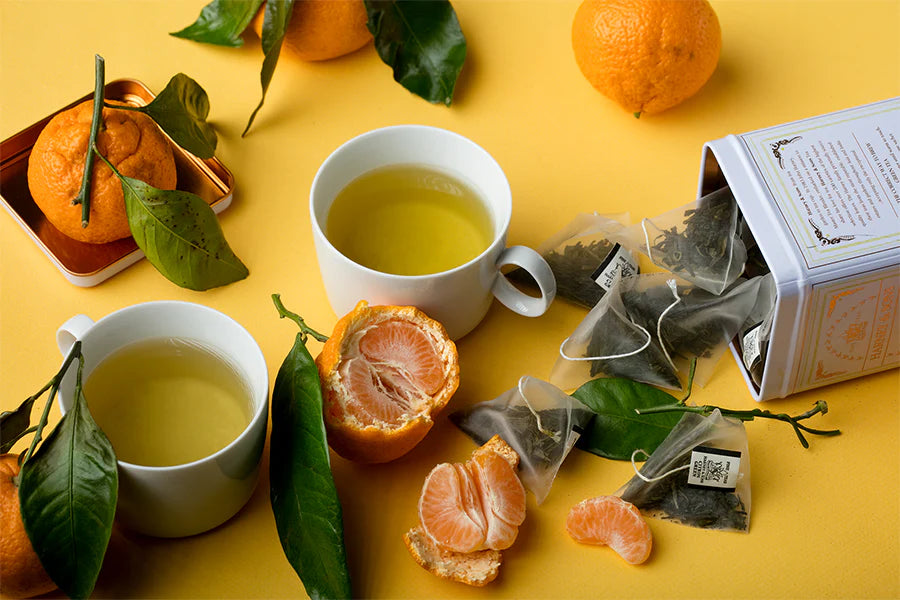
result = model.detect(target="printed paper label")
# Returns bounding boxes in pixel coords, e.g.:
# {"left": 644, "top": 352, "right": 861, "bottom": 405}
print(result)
{"left": 740, "top": 98, "right": 900, "bottom": 269}
{"left": 591, "top": 243, "right": 639, "bottom": 292}
{"left": 741, "top": 323, "right": 763, "bottom": 370}
{"left": 687, "top": 446, "right": 741, "bottom": 491}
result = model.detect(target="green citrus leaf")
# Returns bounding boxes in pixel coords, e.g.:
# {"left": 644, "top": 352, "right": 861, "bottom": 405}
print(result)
{"left": 170, "top": 0, "right": 264, "bottom": 47}
{"left": 137, "top": 73, "right": 217, "bottom": 159}
{"left": 18, "top": 361, "right": 117, "bottom": 600}
{"left": 270, "top": 306, "right": 352, "bottom": 600}
{"left": 572, "top": 378, "right": 683, "bottom": 460}
{"left": 365, "top": 0, "right": 467, "bottom": 106}
{"left": 244, "top": 0, "right": 295, "bottom": 136}
{"left": 116, "top": 173, "right": 249, "bottom": 291}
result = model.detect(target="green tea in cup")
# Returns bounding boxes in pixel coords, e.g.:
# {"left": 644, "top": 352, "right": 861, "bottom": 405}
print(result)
{"left": 325, "top": 164, "right": 494, "bottom": 276}
{"left": 84, "top": 337, "right": 253, "bottom": 467}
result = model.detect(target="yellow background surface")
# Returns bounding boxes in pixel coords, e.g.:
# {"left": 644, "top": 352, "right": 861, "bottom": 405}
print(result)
{"left": 2, "top": 1, "right": 899, "bottom": 598}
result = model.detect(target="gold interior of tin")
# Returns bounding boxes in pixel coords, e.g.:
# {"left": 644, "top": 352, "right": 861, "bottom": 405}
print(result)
{"left": 0, "top": 79, "right": 234, "bottom": 280}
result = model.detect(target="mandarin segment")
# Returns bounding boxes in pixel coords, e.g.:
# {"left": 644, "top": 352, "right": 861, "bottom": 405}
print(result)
{"left": 572, "top": 0, "right": 721, "bottom": 115}
{"left": 316, "top": 301, "right": 459, "bottom": 463}
{"left": 27, "top": 100, "right": 177, "bottom": 244}
{"left": 0, "top": 455, "right": 57, "bottom": 598}
{"left": 566, "top": 495, "right": 653, "bottom": 565}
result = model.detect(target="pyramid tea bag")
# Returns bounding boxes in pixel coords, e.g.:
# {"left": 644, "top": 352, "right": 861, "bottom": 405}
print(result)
{"left": 613, "top": 187, "right": 747, "bottom": 295}
{"left": 550, "top": 273, "right": 766, "bottom": 391}
{"left": 507, "top": 212, "right": 636, "bottom": 309}
{"left": 617, "top": 409, "right": 751, "bottom": 532}
{"left": 450, "top": 376, "right": 593, "bottom": 504}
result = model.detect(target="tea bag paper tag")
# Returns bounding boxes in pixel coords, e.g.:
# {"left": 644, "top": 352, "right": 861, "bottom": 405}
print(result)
{"left": 741, "top": 323, "right": 763, "bottom": 371}
{"left": 687, "top": 446, "right": 741, "bottom": 491}
{"left": 591, "top": 243, "right": 639, "bottom": 292}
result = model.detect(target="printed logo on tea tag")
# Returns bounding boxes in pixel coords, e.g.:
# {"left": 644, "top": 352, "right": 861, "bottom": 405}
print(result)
{"left": 591, "top": 243, "right": 639, "bottom": 292}
{"left": 687, "top": 446, "right": 741, "bottom": 491}
{"left": 741, "top": 323, "right": 763, "bottom": 371}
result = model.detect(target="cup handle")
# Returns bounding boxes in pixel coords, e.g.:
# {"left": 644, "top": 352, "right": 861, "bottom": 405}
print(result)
{"left": 491, "top": 245, "right": 556, "bottom": 317}
{"left": 57, "top": 315, "right": 95, "bottom": 357}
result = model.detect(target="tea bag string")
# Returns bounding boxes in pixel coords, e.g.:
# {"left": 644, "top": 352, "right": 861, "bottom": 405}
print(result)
{"left": 517, "top": 376, "right": 561, "bottom": 443}
{"left": 630, "top": 449, "right": 690, "bottom": 482}
{"left": 558, "top": 320, "right": 652, "bottom": 362}
{"left": 655, "top": 279, "right": 682, "bottom": 370}
{"left": 641, "top": 218, "right": 656, "bottom": 267}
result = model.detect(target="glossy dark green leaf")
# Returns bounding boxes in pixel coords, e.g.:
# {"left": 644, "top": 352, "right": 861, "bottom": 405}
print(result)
{"left": 365, "top": 0, "right": 466, "bottom": 105}
{"left": 113, "top": 170, "right": 248, "bottom": 290}
{"left": 170, "top": 0, "right": 264, "bottom": 47}
{"left": 270, "top": 331, "right": 352, "bottom": 600}
{"left": 137, "top": 73, "right": 217, "bottom": 159}
{"left": 1, "top": 397, "right": 38, "bottom": 454}
{"left": 18, "top": 369, "right": 117, "bottom": 600}
{"left": 572, "top": 378, "right": 684, "bottom": 460}
{"left": 244, "top": 0, "right": 294, "bottom": 136}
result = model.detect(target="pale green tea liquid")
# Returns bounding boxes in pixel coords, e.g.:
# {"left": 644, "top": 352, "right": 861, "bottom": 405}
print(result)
{"left": 84, "top": 337, "right": 252, "bottom": 467}
{"left": 326, "top": 164, "right": 494, "bottom": 276}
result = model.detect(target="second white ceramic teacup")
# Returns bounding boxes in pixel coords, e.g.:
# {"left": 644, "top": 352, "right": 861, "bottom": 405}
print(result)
{"left": 310, "top": 125, "right": 556, "bottom": 339}
{"left": 55, "top": 301, "right": 268, "bottom": 538}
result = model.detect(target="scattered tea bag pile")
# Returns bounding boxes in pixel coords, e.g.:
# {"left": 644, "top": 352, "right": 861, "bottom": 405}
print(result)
{"left": 616, "top": 409, "right": 751, "bottom": 532}
{"left": 450, "top": 376, "right": 594, "bottom": 504}
{"left": 550, "top": 273, "right": 769, "bottom": 391}
{"left": 614, "top": 186, "right": 748, "bottom": 295}
{"left": 507, "top": 213, "right": 637, "bottom": 309}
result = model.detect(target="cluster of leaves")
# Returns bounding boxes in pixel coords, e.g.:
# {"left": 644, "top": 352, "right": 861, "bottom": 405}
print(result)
{"left": 1, "top": 343, "right": 118, "bottom": 600}
{"left": 76, "top": 55, "right": 247, "bottom": 291}
{"left": 171, "top": 0, "right": 467, "bottom": 136}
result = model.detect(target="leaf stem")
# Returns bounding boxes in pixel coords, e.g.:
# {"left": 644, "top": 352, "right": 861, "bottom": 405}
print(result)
{"left": 271, "top": 294, "right": 329, "bottom": 343}
{"left": 636, "top": 401, "right": 841, "bottom": 448}
{"left": 73, "top": 55, "right": 106, "bottom": 227}
{"left": 20, "top": 342, "right": 83, "bottom": 469}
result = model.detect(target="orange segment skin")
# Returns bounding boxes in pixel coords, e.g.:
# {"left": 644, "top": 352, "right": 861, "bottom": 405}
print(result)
{"left": 0, "top": 455, "right": 57, "bottom": 598}
{"left": 316, "top": 301, "right": 459, "bottom": 464}
{"left": 572, "top": 0, "right": 721, "bottom": 115}
{"left": 566, "top": 495, "right": 653, "bottom": 565}
{"left": 251, "top": 0, "right": 373, "bottom": 62}
{"left": 27, "top": 100, "right": 177, "bottom": 244}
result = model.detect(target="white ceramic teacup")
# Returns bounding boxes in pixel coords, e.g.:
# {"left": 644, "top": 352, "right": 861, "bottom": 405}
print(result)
{"left": 55, "top": 301, "right": 268, "bottom": 538}
{"left": 310, "top": 125, "right": 556, "bottom": 340}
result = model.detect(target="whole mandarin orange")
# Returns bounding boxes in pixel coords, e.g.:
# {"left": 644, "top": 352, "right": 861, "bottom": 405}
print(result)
{"left": 27, "top": 100, "right": 177, "bottom": 244}
{"left": 572, "top": 0, "right": 721, "bottom": 116}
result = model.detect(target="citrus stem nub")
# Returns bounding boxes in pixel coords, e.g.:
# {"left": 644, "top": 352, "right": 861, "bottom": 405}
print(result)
{"left": 271, "top": 294, "right": 329, "bottom": 343}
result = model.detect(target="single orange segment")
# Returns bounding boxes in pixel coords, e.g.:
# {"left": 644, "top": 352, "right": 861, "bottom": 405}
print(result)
{"left": 566, "top": 495, "right": 653, "bottom": 565}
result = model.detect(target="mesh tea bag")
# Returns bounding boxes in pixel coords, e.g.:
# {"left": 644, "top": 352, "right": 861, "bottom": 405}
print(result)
{"left": 613, "top": 186, "right": 747, "bottom": 295}
{"left": 550, "top": 273, "right": 766, "bottom": 391}
{"left": 617, "top": 409, "right": 751, "bottom": 532}
{"left": 449, "top": 376, "right": 594, "bottom": 504}
{"left": 507, "top": 212, "right": 636, "bottom": 309}
{"left": 737, "top": 273, "right": 776, "bottom": 387}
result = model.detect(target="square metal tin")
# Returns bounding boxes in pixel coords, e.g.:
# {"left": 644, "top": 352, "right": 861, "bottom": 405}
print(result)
{"left": 0, "top": 78, "right": 234, "bottom": 287}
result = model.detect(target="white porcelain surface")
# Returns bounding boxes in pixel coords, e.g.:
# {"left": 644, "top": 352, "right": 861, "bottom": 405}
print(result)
{"left": 310, "top": 125, "right": 556, "bottom": 339}
{"left": 56, "top": 301, "right": 268, "bottom": 538}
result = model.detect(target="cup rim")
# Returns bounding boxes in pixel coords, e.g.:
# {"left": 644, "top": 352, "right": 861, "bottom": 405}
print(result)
{"left": 309, "top": 124, "right": 512, "bottom": 280}
{"left": 57, "top": 300, "right": 268, "bottom": 473}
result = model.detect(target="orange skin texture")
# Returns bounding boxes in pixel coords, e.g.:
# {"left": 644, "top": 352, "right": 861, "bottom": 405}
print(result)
{"left": 0, "top": 454, "right": 57, "bottom": 598}
{"left": 27, "top": 100, "right": 177, "bottom": 244}
{"left": 251, "top": 0, "right": 373, "bottom": 62}
{"left": 572, "top": 0, "right": 721, "bottom": 115}
{"left": 316, "top": 301, "right": 459, "bottom": 464}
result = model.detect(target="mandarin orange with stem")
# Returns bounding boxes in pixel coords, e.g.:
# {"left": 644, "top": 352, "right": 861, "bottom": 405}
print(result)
{"left": 566, "top": 495, "right": 653, "bottom": 564}
{"left": 316, "top": 301, "right": 459, "bottom": 464}
{"left": 572, "top": 0, "right": 721, "bottom": 117}
{"left": 251, "top": 0, "right": 372, "bottom": 62}
{"left": 0, "top": 454, "right": 57, "bottom": 598}
{"left": 27, "top": 100, "right": 177, "bottom": 244}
